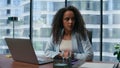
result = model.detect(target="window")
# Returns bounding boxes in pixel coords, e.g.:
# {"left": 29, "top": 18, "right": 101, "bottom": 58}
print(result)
{"left": 113, "top": 0, "right": 120, "bottom": 10}
{"left": 0, "top": 0, "right": 30, "bottom": 54}
{"left": 32, "top": 0, "right": 65, "bottom": 51}
{"left": 7, "top": 9, "right": 10, "bottom": 15}
{"left": 7, "top": 0, "right": 11, "bottom": 5}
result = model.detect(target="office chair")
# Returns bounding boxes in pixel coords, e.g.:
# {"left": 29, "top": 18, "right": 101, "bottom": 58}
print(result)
{"left": 87, "top": 30, "right": 93, "bottom": 62}
{"left": 87, "top": 30, "right": 92, "bottom": 44}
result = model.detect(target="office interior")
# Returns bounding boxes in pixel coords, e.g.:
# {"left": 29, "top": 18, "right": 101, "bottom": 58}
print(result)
{"left": 0, "top": 0, "right": 120, "bottom": 63}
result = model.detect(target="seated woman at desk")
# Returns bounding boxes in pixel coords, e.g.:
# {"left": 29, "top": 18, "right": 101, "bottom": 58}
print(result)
{"left": 44, "top": 6, "right": 93, "bottom": 61}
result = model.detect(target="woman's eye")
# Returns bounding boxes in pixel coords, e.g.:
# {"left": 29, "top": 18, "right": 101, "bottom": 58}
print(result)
{"left": 64, "top": 17, "right": 75, "bottom": 21}
{"left": 65, "top": 18, "right": 69, "bottom": 21}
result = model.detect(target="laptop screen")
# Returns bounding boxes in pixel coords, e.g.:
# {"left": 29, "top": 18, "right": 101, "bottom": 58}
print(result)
{"left": 5, "top": 38, "right": 53, "bottom": 64}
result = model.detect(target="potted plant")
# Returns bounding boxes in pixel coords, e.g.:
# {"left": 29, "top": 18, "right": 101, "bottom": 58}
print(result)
{"left": 114, "top": 43, "right": 120, "bottom": 62}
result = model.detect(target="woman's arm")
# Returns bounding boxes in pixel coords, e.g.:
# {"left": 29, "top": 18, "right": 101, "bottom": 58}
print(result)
{"left": 44, "top": 37, "right": 60, "bottom": 58}
{"left": 74, "top": 34, "right": 93, "bottom": 61}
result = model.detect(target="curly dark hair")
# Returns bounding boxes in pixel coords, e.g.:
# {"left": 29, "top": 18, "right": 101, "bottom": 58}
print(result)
{"left": 51, "top": 6, "right": 87, "bottom": 44}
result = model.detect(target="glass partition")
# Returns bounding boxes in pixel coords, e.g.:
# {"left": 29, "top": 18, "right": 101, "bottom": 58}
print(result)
{"left": 102, "top": 0, "right": 120, "bottom": 62}
{"left": 32, "top": 0, "right": 65, "bottom": 51}
{"left": 67, "top": 0, "right": 101, "bottom": 61}
{"left": 0, "top": 0, "right": 30, "bottom": 54}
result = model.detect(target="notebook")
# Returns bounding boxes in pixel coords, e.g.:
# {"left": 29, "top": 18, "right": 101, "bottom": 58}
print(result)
{"left": 5, "top": 38, "right": 53, "bottom": 65}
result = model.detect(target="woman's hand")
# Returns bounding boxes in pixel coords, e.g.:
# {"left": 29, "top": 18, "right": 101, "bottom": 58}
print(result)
{"left": 64, "top": 50, "right": 74, "bottom": 59}
{"left": 63, "top": 50, "right": 69, "bottom": 59}
{"left": 58, "top": 50, "right": 74, "bottom": 59}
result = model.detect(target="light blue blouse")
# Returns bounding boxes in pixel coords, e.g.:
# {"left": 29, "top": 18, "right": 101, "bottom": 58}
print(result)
{"left": 44, "top": 32, "right": 93, "bottom": 61}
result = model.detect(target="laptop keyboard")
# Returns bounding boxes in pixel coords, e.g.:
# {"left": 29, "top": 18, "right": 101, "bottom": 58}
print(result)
{"left": 37, "top": 57, "right": 53, "bottom": 64}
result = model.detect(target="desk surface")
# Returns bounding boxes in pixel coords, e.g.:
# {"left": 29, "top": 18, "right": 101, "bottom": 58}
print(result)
{"left": 0, "top": 55, "right": 114, "bottom": 68}
{"left": 0, "top": 55, "right": 53, "bottom": 68}
{"left": 81, "top": 62, "right": 114, "bottom": 68}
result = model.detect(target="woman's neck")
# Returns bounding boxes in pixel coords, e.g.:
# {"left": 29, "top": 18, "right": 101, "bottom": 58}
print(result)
{"left": 63, "top": 32, "right": 71, "bottom": 40}
{"left": 64, "top": 30, "right": 71, "bottom": 35}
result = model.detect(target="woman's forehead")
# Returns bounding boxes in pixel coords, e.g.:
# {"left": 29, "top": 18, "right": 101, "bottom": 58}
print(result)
{"left": 63, "top": 11, "right": 74, "bottom": 17}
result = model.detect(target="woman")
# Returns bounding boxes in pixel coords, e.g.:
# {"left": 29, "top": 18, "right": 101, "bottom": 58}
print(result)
{"left": 44, "top": 6, "right": 93, "bottom": 61}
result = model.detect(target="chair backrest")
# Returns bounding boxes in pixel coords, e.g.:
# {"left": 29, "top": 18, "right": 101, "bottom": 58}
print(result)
{"left": 87, "top": 30, "right": 92, "bottom": 44}
{"left": 87, "top": 30, "right": 93, "bottom": 62}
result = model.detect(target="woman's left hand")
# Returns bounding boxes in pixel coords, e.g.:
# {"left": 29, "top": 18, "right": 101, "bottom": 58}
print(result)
{"left": 63, "top": 50, "right": 72, "bottom": 59}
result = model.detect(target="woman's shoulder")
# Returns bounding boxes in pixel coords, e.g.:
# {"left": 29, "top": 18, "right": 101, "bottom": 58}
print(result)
{"left": 72, "top": 32, "right": 82, "bottom": 37}
{"left": 73, "top": 32, "right": 88, "bottom": 41}
{"left": 72, "top": 32, "right": 81, "bottom": 40}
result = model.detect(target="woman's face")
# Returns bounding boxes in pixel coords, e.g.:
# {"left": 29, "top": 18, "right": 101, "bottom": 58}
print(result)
{"left": 63, "top": 10, "right": 75, "bottom": 33}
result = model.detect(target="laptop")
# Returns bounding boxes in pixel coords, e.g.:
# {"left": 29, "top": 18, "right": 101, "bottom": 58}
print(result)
{"left": 5, "top": 38, "right": 53, "bottom": 65}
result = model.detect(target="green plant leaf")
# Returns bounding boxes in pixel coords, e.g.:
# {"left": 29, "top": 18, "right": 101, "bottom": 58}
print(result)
{"left": 117, "top": 51, "right": 120, "bottom": 61}
{"left": 114, "top": 51, "right": 118, "bottom": 55}
{"left": 114, "top": 44, "right": 120, "bottom": 49}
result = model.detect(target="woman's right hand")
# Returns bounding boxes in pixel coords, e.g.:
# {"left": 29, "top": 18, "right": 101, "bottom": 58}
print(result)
{"left": 58, "top": 50, "right": 73, "bottom": 59}
{"left": 63, "top": 50, "right": 70, "bottom": 59}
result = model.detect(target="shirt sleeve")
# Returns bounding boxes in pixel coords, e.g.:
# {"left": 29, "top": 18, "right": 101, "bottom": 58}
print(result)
{"left": 44, "top": 37, "right": 60, "bottom": 58}
{"left": 74, "top": 34, "right": 93, "bottom": 61}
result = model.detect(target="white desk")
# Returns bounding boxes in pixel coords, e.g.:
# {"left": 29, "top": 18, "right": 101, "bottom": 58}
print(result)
{"left": 80, "top": 62, "right": 114, "bottom": 68}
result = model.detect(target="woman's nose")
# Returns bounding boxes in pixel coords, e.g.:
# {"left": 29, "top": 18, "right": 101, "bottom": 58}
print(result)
{"left": 68, "top": 19, "right": 73, "bottom": 23}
